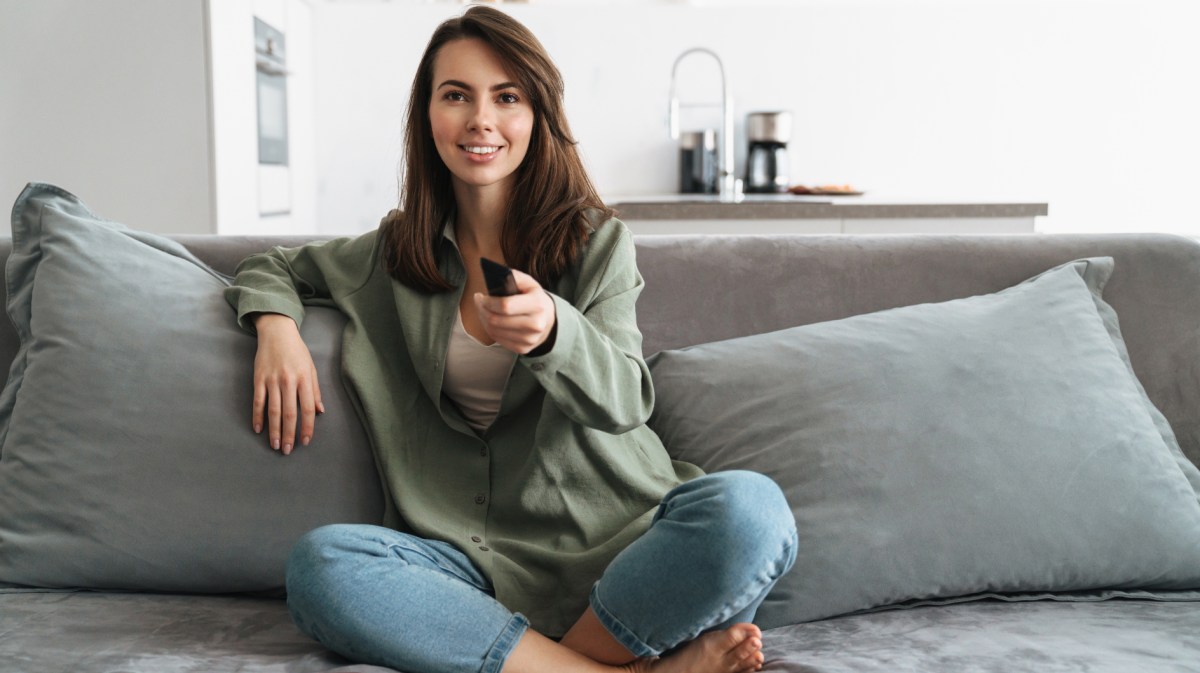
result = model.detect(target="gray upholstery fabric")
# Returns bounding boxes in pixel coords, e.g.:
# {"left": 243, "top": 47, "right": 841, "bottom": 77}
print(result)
{"left": 0, "top": 184, "right": 384, "bottom": 592}
{"left": 761, "top": 597, "right": 1200, "bottom": 672}
{"left": 4, "top": 590, "right": 1197, "bottom": 673}
{"left": 634, "top": 234, "right": 1200, "bottom": 469}
{"left": 647, "top": 258, "right": 1200, "bottom": 627}
{"left": 0, "top": 590, "right": 399, "bottom": 673}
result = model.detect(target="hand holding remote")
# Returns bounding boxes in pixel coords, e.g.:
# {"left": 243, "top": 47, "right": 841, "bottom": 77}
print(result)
{"left": 474, "top": 258, "right": 556, "bottom": 354}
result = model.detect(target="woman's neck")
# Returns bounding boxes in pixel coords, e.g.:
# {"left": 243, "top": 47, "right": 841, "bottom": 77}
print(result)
{"left": 452, "top": 181, "right": 509, "bottom": 257}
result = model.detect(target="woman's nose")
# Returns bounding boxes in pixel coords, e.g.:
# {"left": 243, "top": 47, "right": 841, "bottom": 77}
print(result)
{"left": 468, "top": 101, "right": 495, "bottom": 131}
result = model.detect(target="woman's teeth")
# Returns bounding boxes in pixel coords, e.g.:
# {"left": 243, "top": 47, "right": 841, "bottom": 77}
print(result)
{"left": 463, "top": 146, "right": 499, "bottom": 155}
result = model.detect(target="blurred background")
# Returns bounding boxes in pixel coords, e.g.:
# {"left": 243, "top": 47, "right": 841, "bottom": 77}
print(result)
{"left": 2, "top": 0, "right": 1197, "bottom": 236}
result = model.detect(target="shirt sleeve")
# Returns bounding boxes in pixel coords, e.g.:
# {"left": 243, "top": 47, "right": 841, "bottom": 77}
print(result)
{"left": 519, "top": 221, "right": 655, "bottom": 434}
{"left": 223, "top": 231, "right": 379, "bottom": 333}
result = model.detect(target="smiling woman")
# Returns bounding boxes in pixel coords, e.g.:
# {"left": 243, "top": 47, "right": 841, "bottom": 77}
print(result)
{"left": 383, "top": 5, "right": 605, "bottom": 294}
{"left": 427, "top": 38, "right": 537, "bottom": 346}
{"left": 224, "top": 6, "right": 796, "bottom": 673}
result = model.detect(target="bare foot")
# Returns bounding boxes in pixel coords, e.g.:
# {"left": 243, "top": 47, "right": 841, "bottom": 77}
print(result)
{"left": 622, "top": 623, "right": 764, "bottom": 673}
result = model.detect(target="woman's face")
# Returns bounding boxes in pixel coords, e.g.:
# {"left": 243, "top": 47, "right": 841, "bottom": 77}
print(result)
{"left": 428, "top": 38, "right": 534, "bottom": 197}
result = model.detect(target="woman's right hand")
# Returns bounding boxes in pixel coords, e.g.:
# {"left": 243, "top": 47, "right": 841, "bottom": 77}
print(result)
{"left": 252, "top": 313, "right": 325, "bottom": 455}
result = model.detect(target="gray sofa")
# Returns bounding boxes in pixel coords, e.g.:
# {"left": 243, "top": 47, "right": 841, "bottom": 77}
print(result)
{"left": 1, "top": 186, "right": 1199, "bottom": 672}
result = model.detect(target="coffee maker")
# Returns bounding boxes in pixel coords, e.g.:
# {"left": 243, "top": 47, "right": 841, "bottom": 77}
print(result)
{"left": 679, "top": 129, "right": 718, "bottom": 194}
{"left": 745, "top": 111, "right": 791, "bottom": 194}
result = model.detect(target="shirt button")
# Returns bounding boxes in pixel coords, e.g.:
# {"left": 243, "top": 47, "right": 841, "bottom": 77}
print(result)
{"left": 479, "top": 546, "right": 490, "bottom": 552}
{"left": 474, "top": 493, "right": 486, "bottom": 505}
{"left": 471, "top": 536, "right": 481, "bottom": 543}
{"left": 530, "top": 363, "right": 544, "bottom": 372}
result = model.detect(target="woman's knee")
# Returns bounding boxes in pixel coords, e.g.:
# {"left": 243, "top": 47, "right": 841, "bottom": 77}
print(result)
{"left": 677, "top": 470, "right": 796, "bottom": 549}
{"left": 286, "top": 524, "right": 379, "bottom": 607}
{"left": 289, "top": 524, "right": 357, "bottom": 575}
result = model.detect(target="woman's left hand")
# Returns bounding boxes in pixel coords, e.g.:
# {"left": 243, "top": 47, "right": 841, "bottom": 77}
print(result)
{"left": 473, "top": 269, "right": 557, "bottom": 355}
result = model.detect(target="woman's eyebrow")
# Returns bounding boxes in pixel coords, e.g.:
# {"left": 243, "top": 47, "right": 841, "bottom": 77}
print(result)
{"left": 437, "top": 79, "right": 520, "bottom": 92}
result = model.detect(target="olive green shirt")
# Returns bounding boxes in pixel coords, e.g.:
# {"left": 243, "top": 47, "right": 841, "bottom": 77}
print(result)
{"left": 224, "top": 217, "right": 703, "bottom": 636}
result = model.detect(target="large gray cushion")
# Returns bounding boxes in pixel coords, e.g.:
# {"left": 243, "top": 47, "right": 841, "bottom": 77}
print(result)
{"left": 0, "top": 183, "right": 384, "bottom": 592}
{"left": 648, "top": 257, "right": 1200, "bottom": 628}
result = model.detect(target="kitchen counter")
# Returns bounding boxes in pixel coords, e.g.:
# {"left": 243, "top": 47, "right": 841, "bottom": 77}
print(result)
{"left": 606, "top": 194, "right": 1048, "bottom": 235}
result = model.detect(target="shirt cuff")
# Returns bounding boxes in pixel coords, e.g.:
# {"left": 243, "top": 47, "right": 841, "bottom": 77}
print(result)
{"left": 229, "top": 291, "right": 306, "bottom": 334}
{"left": 520, "top": 293, "right": 577, "bottom": 377}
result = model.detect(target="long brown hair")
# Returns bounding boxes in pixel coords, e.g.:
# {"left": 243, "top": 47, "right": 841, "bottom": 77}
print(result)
{"left": 382, "top": 6, "right": 613, "bottom": 292}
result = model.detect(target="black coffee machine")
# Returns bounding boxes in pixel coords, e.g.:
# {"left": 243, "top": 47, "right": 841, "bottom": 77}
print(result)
{"left": 679, "top": 129, "right": 718, "bottom": 194}
{"left": 745, "top": 111, "right": 791, "bottom": 193}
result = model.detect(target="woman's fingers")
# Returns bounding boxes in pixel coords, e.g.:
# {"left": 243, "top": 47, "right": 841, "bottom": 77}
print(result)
{"left": 313, "top": 365, "right": 325, "bottom": 415}
{"left": 252, "top": 380, "right": 266, "bottom": 434}
{"left": 474, "top": 284, "right": 556, "bottom": 354}
{"left": 252, "top": 315, "right": 322, "bottom": 455}
{"left": 267, "top": 381, "right": 282, "bottom": 452}
{"left": 298, "top": 375, "right": 317, "bottom": 448}
{"left": 258, "top": 376, "right": 319, "bottom": 454}
{"left": 280, "top": 377, "right": 300, "bottom": 455}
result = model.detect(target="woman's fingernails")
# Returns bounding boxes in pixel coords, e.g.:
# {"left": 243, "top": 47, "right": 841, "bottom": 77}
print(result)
{"left": 272, "top": 438, "right": 280, "bottom": 450}
{"left": 301, "top": 435, "right": 310, "bottom": 446}
{"left": 282, "top": 443, "right": 292, "bottom": 455}
{"left": 254, "top": 424, "right": 262, "bottom": 434}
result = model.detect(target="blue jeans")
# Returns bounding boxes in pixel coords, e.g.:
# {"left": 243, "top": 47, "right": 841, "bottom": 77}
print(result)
{"left": 286, "top": 470, "right": 798, "bottom": 673}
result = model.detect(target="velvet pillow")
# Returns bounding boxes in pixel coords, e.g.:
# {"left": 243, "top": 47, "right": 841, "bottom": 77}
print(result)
{"left": 0, "top": 183, "right": 384, "bottom": 593}
{"left": 648, "top": 257, "right": 1200, "bottom": 627}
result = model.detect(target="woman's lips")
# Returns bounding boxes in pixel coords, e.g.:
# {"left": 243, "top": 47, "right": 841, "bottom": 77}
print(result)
{"left": 460, "top": 145, "right": 502, "bottom": 163}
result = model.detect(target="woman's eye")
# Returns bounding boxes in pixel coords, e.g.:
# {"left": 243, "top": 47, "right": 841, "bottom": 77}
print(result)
{"left": 498, "top": 92, "right": 520, "bottom": 104}
{"left": 444, "top": 91, "right": 467, "bottom": 102}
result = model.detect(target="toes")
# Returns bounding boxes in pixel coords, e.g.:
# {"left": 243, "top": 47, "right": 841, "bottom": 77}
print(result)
{"left": 735, "top": 641, "right": 765, "bottom": 673}
{"left": 722, "top": 622, "right": 761, "bottom": 648}
{"left": 726, "top": 635, "right": 762, "bottom": 672}
{"left": 734, "top": 650, "right": 765, "bottom": 673}
{"left": 735, "top": 635, "right": 762, "bottom": 656}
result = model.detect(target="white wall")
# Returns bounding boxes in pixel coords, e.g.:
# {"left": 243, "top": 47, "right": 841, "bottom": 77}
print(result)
{"left": 312, "top": 0, "right": 1200, "bottom": 236}
{"left": 0, "top": 0, "right": 215, "bottom": 234}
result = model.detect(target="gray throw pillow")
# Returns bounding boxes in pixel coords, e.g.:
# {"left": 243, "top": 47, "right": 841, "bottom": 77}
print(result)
{"left": 648, "top": 257, "right": 1200, "bottom": 628}
{"left": 0, "top": 183, "right": 384, "bottom": 593}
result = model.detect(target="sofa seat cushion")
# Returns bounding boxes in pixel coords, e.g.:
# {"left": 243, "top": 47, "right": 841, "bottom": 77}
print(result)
{"left": 2, "top": 590, "right": 1197, "bottom": 672}
{"left": 0, "top": 590, "right": 399, "bottom": 673}
{"left": 762, "top": 597, "right": 1200, "bottom": 673}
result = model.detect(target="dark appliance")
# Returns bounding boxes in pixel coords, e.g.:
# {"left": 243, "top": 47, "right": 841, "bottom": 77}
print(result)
{"left": 745, "top": 111, "right": 791, "bottom": 193}
{"left": 679, "top": 129, "right": 718, "bottom": 194}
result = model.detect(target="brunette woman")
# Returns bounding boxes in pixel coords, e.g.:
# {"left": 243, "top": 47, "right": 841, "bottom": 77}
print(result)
{"left": 225, "top": 7, "right": 796, "bottom": 673}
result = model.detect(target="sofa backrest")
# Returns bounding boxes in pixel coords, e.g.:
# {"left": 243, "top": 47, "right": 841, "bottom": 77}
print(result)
{"left": 1, "top": 233, "right": 1196, "bottom": 467}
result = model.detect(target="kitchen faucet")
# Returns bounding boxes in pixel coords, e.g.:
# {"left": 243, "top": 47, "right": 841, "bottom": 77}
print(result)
{"left": 668, "top": 48, "right": 739, "bottom": 202}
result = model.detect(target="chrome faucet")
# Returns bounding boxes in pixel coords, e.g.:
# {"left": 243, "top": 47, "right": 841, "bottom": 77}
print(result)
{"left": 668, "top": 48, "right": 739, "bottom": 202}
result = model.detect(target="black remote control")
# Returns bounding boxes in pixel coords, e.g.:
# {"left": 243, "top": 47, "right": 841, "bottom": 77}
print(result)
{"left": 480, "top": 257, "right": 518, "bottom": 297}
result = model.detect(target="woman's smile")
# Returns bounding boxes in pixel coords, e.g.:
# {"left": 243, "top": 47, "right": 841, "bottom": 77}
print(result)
{"left": 459, "top": 144, "right": 504, "bottom": 162}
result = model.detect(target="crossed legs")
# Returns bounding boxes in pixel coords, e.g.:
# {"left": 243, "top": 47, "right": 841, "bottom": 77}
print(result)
{"left": 286, "top": 471, "right": 797, "bottom": 673}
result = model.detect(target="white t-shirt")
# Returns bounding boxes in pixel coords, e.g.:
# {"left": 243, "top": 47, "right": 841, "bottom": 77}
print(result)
{"left": 442, "top": 309, "right": 515, "bottom": 433}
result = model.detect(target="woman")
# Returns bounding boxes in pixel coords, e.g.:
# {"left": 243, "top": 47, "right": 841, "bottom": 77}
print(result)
{"left": 225, "top": 7, "right": 796, "bottom": 673}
